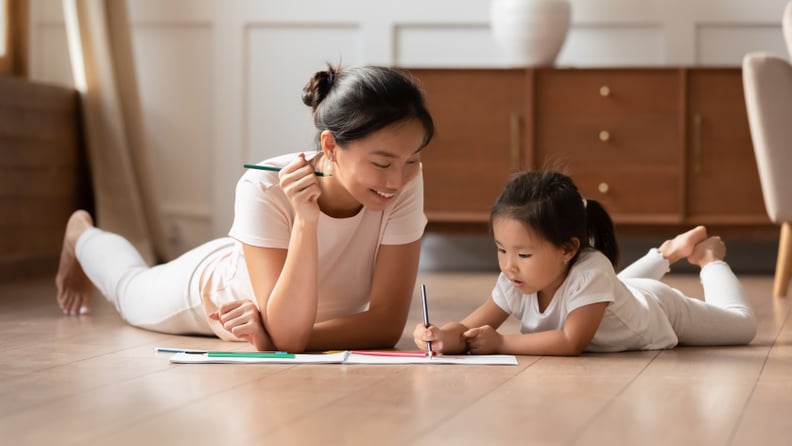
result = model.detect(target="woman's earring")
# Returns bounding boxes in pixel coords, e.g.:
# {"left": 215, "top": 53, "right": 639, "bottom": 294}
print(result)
{"left": 324, "top": 155, "right": 334, "bottom": 175}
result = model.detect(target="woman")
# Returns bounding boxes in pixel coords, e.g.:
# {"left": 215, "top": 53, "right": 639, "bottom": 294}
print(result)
{"left": 56, "top": 64, "right": 435, "bottom": 353}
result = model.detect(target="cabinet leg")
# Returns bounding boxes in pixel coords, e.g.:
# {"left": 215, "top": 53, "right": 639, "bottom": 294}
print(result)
{"left": 773, "top": 222, "right": 792, "bottom": 297}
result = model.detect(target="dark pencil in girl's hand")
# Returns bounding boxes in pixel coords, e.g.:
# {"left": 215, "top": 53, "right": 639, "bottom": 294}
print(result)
{"left": 421, "top": 283, "right": 433, "bottom": 359}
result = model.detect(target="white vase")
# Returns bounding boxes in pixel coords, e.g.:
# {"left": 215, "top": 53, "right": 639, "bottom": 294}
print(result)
{"left": 490, "top": 0, "right": 571, "bottom": 67}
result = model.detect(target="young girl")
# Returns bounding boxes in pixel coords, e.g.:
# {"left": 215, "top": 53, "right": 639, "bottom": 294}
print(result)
{"left": 414, "top": 171, "right": 757, "bottom": 355}
{"left": 56, "top": 64, "right": 435, "bottom": 353}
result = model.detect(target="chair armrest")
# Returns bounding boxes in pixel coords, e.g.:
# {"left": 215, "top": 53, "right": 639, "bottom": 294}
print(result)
{"left": 743, "top": 52, "right": 792, "bottom": 222}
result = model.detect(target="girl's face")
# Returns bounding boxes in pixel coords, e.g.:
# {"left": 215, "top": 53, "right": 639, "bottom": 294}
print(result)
{"left": 492, "top": 216, "right": 578, "bottom": 302}
{"left": 319, "top": 118, "right": 426, "bottom": 215}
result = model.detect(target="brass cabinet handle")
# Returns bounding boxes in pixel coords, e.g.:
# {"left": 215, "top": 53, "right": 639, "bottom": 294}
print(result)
{"left": 510, "top": 113, "right": 521, "bottom": 171}
{"left": 599, "top": 130, "right": 610, "bottom": 142}
{"left": 692, "top": 113, "right": 702, "bottom": 173}
{"left": 598, "top": 182, "right": 610, "bottom": 194}
{"left": 600, "top": 86, "right": 610, "bottom": 97}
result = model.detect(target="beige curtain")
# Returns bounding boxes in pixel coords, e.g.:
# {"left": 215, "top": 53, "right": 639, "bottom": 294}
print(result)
{"left": 62, "top": 0, "right": 169, "bottom": 263}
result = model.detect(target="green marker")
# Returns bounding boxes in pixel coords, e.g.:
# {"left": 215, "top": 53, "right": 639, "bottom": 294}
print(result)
{"left": 207, "top": 351, "right": 295, "bottom": 359}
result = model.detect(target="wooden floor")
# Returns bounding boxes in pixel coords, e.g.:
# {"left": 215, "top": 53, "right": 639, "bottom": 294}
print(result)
{"left": 1, "top": 271, "right": 790, "bottom": 446}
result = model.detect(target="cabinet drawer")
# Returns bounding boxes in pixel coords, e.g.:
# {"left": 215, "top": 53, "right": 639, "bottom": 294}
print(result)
{"left": 567, "top": 165, "right": 683, "bottom": 223}
{"left": 536, "top": 69, "right": 681, "bottom": 114}
{"left": 536, "top": 113, "right": 680, "bottom": 164}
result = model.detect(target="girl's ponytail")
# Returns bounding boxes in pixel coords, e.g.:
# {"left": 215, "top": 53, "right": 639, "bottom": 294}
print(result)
{"left": 583, "top": 199, "right": 619, "bottom": 268}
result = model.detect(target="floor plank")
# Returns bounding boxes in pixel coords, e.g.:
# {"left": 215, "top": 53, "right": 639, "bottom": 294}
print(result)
{"left": 0, "top": 271, "right": 789, "bottom": 446}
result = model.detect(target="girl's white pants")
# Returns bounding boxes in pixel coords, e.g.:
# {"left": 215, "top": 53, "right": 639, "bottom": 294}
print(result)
{"left": 618, "top": 249, "right": 757, "bottom": 345}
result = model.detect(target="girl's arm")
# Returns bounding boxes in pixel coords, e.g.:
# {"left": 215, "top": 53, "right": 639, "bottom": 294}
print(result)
{"left": 415, "top": 298, "right": 510, "bottom": 354}
{"left": 304, "top": 240, "right": 422, "bottom": 350}
{"left": 468, "top": 301, "right": 609, "bottom": 356}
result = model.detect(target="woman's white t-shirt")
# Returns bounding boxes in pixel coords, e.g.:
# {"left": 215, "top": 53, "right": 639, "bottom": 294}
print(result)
{"left": 491, "top": 249, "right": 679, "bottom": 352}
{"left": 200, "top": 152, "right": 427, "bottom": 323}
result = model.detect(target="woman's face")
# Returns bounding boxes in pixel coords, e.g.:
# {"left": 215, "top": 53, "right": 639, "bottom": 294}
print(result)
{"left": 320, "top": 119, "right": 426, "bottom": 214}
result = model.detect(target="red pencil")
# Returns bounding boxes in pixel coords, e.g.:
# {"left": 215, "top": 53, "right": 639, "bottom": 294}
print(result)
{"left": 350, "top": 350, "right": 435, "bottom": 358}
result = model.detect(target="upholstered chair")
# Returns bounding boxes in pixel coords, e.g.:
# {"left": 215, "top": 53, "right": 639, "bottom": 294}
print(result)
{"left": 742, "top": 1, "right": 792, "bottom": 297}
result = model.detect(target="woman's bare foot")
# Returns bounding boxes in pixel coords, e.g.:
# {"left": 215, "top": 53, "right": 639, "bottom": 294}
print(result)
{"left": 55, "top": 210, "right": 95, "bottom": 316}
{"left": 687, "top": 236, "right": 726, "bottom": 267}
{"left": 658, "top": 225, "right": 708, "bottom": 264}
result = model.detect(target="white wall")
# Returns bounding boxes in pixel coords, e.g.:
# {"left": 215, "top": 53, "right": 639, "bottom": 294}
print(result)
{"left": 28, "top": 0, "right": 790, "bottom": 255}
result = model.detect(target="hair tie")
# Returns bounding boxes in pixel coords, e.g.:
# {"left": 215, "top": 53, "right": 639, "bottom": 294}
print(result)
{"left": 327, "top": 74, "right": 334, "bottom": 86}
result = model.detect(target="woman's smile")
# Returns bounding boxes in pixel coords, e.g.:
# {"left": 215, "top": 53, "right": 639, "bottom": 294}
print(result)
{"left": 372, "top": 188, "right": 397, "bottom": 201}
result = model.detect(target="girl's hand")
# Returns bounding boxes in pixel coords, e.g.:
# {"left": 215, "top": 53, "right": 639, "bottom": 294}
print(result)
{"left": 463, "top": 325, "right": 503, "bottom": 354}
{"left": 209, "top": 299, "right": 276, "bottom": 351}
{"left": 413, "top": 322, "right": 446, "bottom": 353}
{"left": 279, "top": 153, "right": 321, "bottom": 222}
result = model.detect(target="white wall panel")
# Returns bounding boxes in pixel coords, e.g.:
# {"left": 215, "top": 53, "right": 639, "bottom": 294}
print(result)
{"left": 245, "top": 24, "right": 363, "bottom": 163}
{"left": 696, "top": 24, "right": 787, "bottom": 66}
{"left": 395, "top": 25, "right": 496, "bottom": 68}
{"left": 131, "top": 25, "right": 215, "bottom": 251}
{"left": 558, "top": 25, "right": 666, "bottom": 67}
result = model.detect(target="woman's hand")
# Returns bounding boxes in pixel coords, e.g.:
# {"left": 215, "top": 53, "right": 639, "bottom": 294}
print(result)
{"left": 209, "top": 299, "right": 276, "bottom": 351}
{"left": 463, "top": 325, "right": 503, "bottom": 354}
{"left": 279, "top": 153, "right": 321, "bottom": 222}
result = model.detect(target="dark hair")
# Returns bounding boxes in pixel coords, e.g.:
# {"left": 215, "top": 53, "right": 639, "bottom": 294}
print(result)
{"left": 301, "top": 64, "right": 434, "bottom": 148}
{"left": 491, "top": 171, "right": 619, "bottom": 267}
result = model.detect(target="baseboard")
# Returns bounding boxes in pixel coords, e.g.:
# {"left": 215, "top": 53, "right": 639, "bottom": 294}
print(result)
{"left": 419, "top": 232, "right": 778, "bottom": 274}
{"left": 0, "top": 256, "right": 58, "bottom": 283}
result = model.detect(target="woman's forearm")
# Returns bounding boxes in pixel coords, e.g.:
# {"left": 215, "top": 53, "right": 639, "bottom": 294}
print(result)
{"left": 262, "top": 217, "right": 319, "bottom": 352}
{"left": 305, "top": 306, "right": 410, "bottom": 351}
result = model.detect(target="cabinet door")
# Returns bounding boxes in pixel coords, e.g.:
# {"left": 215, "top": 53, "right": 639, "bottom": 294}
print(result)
{"left": 534, "top": 69, "right": 685, "bottom": 224}
{"left": 686, "top": 69, "right": 769, "bottom": 225}
{"left": 407, "top": 69, "right": 527, "bottom": 223}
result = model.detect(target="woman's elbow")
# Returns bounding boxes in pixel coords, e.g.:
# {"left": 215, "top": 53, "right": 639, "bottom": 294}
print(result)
{"left": 270, "top": 332, "right": 310, "bottom": 353}
{"left": 365, "top": 321, "right": 405, "bottom": 349}
{"left": 567, "top": 346, "right": 586, "bottom": 356}
{"left": 379, "top": 329, "right": 403, "bottom": 349}
{"left": 273, "top": 340, "right": 306, "bottom": 354}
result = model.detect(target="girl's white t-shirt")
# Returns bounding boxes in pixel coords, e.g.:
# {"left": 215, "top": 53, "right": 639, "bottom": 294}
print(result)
{"left": 200, "top": 152, "right": 427, "bottom": 323}
{"left": 491, "top": 249, "right": 679, "bottom": 352}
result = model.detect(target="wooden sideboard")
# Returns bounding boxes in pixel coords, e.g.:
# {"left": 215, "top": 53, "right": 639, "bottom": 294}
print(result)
{"left": 407, "top": 67, "right": 771, "bottom": 233}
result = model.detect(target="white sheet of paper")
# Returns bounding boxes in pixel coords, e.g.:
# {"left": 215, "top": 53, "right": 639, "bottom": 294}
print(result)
{"left": 168, "top": 351, "right": 518, "bottom": 366}
{"left": 344, "top": 353, "right": 518, "bottom": 365}
{"left": 169, "top": 351, "right": 349, "bottom": 364}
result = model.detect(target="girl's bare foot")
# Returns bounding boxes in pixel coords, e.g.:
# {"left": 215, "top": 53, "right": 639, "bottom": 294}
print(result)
{"left": 55, "top": 210, "right": 95, "bottom": 316}
{"left": 658, "top": 225, "right": 708, "bottom": 264}
{"left": 687, "top": 236, "right": 726, "bottom": 267}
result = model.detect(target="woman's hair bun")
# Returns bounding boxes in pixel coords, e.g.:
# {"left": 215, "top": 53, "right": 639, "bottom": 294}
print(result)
{"left": 301, "top": 64, "right": 342, "bottom": 110}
